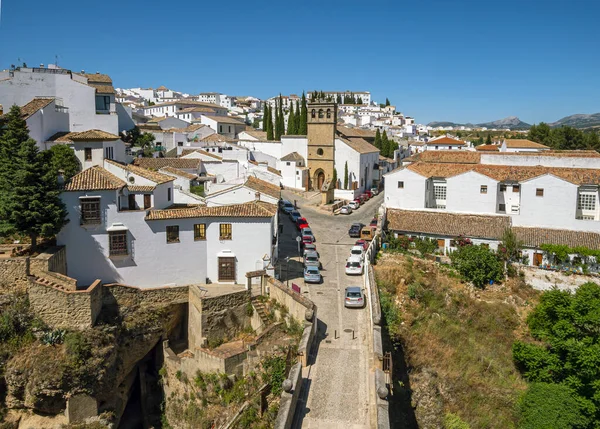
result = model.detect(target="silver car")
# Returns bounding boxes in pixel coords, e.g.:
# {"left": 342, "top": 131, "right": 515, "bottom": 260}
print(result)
{"left": 340, "top": 205, "right": 352, "bottom": 215}
{"left": 304, "top": 266, "right": 321, "bottom": 283}
{"left": 303, "top": 243, "right": 317, "bottom": 257}
{"left": 344, "top": 286, "right": 365, "bottom": 308}
{"left": 304, "top": 250, "right": 320, "bottom": 268}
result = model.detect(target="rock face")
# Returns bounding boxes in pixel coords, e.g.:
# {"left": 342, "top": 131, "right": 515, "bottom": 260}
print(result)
{"left": 409, "top": 369, "right": 445, "bottom": 429}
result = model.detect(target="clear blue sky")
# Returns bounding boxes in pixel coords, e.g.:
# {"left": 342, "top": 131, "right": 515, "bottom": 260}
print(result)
{"left": 1, "top": 0, "right": 599, "bottom": 124}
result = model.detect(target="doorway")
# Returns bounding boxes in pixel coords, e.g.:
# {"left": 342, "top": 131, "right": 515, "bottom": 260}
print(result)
{"left": 218, "top": 257, "right": 236, "bottom": 282}
{"left": 533, "top": 252, "right": 543, "bottom": 266}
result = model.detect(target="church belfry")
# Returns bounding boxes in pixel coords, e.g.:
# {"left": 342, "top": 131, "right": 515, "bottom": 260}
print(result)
{"left": 306, "top": 102, "right": 336, "bottom": 203}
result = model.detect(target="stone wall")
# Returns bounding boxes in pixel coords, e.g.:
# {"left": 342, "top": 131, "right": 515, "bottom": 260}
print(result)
{"left": 30, "top": 246, "right": 67, "bottom": 276}
{"left": 274, "top": 362, "right": 303, "bottom": 429}
{"left": 201, "top": 290, "right": 251, "bottom": 344}
{"left": 0, "top": 246, "right": 68, "bottom": 293}
{"left": 102, "top": 283, "right": 189, "bottom": 313}
{"left": 267, "top": 277, "right": 315, "bottom": 324}
{"left": 0, "top": 258, "right": 29, "bottom": 293}
{"left": 28, "top": 278, "right": 102, "bottom": 330}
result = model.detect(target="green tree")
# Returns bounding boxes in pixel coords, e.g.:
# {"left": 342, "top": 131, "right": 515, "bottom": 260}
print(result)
{"left": 123, "top": 126, "right": 156, "bottom": 157}
{"left": 381, "top": 131, "right": 390, "bottom": 157}
{"left": 46, "top": 144, "right": 81, "bottom": 182}
{"left": 299, "top": 92, "right": 308, "bottom": 135}
{"left": 0, "top": 105, "right": 67, "bottom": 250}
{"left": 275, "top": 97, "right": 284, "bottom": 140}
{"left": 343, "top": 161, "right": 349, "bottom": 189}
{"left": 336, "top": 94, "right": 342, "bottom": 104}
{"left": 357, "top": 96, "right": 363, "bottom": 104}
{"left": 287, "top": 102, "right": 296, "bottom": 135}
{"left": 486, "top": 134, "right": 492, "bottom": 145}
{"left": 295, "top": 100, "right": 301, "bottom": 134}
{"left": 374, "top": 128, "right": 382, "bottom": 149}
{"left": 498, "top": 228, "right": 523, "bottom": 264}
{"left": 450, "top": 244, "right": 504, "bottom": 288}
{"left": 385, "top": 97, "right": 390, "bottom": 106}
{"left": 518, "top": 383, "right": 592, "bottom": 429}
{"left": 332, "top": 168, "right": 338, "bottom": 189}
{"left": 266, "top": 105, "right": 274, "bottom": 140}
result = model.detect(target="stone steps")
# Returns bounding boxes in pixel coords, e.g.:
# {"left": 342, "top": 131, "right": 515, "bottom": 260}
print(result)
{"left": 251, "top": 298, "right": 270, "bottom": 326}
{"left": 35, "top": 276, "right": 68, "bottom": 291}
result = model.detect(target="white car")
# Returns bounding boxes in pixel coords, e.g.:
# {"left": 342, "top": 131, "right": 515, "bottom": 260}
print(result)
{"left": 340, "top": 205, "right": 352, "bottom": 215}
{"left": 345, "top": 256, "right": 363, "bottom": 275}
{"left": 348, "top": 201, "right": 360, "bottom": 210}
{"left": 349, "top": 245, "right": 365, "bottom": 260}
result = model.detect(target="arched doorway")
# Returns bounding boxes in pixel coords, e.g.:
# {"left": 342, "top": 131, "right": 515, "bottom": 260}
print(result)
{"left": 313, "top": 169, "right": 325, "bottom": 191}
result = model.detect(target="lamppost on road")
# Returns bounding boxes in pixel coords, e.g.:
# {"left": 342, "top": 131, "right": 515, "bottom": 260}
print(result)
{"left": 285, "top": 256, "right": 290, "bottom": 287}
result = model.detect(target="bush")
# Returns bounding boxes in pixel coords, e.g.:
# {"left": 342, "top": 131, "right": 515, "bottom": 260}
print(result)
{"left": 444, "top": 413, "right": 470, "bottom": 429}
{"left": 450, "top": 244, "right": 504, "bottom": 288}
{"left": 261, "top": 355, "right": 286, "bottom": 396}
{"left": 64, "top": 331, "right": 92, "bottom": 366}
{"left": 518, "top": 383, "right": 592, "bottom": 429}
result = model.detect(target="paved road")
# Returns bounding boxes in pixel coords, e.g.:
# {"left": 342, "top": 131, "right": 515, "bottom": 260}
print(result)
{"left": 277, "top": 191, "right": 383, "bottom": 429}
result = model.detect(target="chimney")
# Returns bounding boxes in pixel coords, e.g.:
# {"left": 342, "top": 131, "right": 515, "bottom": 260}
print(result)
{"left": 81, "top": 70, "right": 85, "bottom": 74}
{"left": 255, "top": 192, "right": 261, "bottom": 201}
{"left": 39, "top": 64, "right": 44, "bottom": 68}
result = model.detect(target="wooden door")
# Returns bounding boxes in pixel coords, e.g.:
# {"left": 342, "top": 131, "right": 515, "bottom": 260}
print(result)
{"left": 437, "top": 239, "right": 445, "bottom": 249}
{"left": 218, "top": 257, "right": 236, "bottom": 282}
{"left": 144, "top": 194, "right": 151, "bottom": 209}
{"left": 128, "top": 194, "right": 136, "bottom": 210}
{"left": 533, "top": 253, "right": 543, "bottom": 266}
{"left": 317, "top": 172, "right": 325, "bottom": 190}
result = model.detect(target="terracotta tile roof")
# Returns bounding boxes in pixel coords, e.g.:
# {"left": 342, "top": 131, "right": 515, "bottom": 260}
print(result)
{"left": 513, "top": 227, "right": 600, "bottom": 249}
{"left": 191, "top": 149, "right": 223, "bottom": 160}
{"left": 177, "top": 107, "right": 216, "bottom": 113}
{"left": 144, "top": 100, "right": 223, "bottom": 110}
{"left": 244, "top": 176, "right": 281, "bottom": 200}
{"left": 105, "top": 159, "right": 175, "bottom": 184}
{"left": 407, "top": 162, "right": 475, "bottom": 178}
{"left": 83, "top": 73, "right": 113, "bottom": 84}
{"left": 88, "top": 83, "right": 116, "bottom": 94}
{"left": 387, "top": 209, "right": 510, "bottom": 239}
{"left": 248, "top": 160, "right": 282, "bottom": 176}
{"left": 203, "top": 115, "right": 246, "bottom": 125}
{"left": 202, "top": 134, "right": 235, "bottom": 143}
{"left": 156, "top": 85, "right": 168, "bottom": 91}
{"left": 409, "top": 151, "right": 481, "bottom": 164}
{"left": 428, "top": 136, "right": 466, "bottom": 145}
{"left": 46, "top": 131, "right": 77, "bottom": 143}
{"left": 18, "top": 98, "right": 55, "bottom": 119}
{"left": 159, "top": 166, "right": 198, "bottom": 180}
{"left": 64, "top": 166, "right": 125, "bottom": 191}
{"left": 127, "top": 185, "right": 156, "bottom": 192}
{"left": 504, "top": 139, "right": 549, "bottom": 149}
{"left": 69, "top": 129, "right": 121, "bottom": 141}
{"left": 133, "top": 157, "right": 201, "bottom": 170}
{"left": 148, "top": 116, "right": 168, "bottom": 123}
{"left": 336, "top": 126, "right": 376, "bottom": 139}
{"left": 475, "top": 144, "right": 500, "bottom": 152}
{"left": 281, "top": 152, "right": 305, "bottom": 162}
{"left": 338, "top": 137, "right": 379, "bottom": 154}
{"left": 485, "top": 150, "right": 600, "bottom": 158}
{"left": 241, "top": 130, "right": 268, "bottom": 140}
{"left": 145, "top": 201, "right": 277, "bottom": 220}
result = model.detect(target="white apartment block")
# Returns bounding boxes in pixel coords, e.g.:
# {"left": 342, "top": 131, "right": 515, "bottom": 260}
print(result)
{"left": 384, "top": 150, "right": 600, "bottom": 268}
{"left": 142, "top": 100, "right": 227, "bottom": 118}
{"left": 307, "top": 91, "right": 371, "bottom": 105}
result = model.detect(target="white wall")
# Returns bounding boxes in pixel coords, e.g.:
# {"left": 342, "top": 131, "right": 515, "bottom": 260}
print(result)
{"left": 27, "top": 100, "right": 70, "bottom": 148}
{"left": 446, "top": 171, "right": 499, "bottom": 214}
{"left": 384, "top": 168, "right": 427, "bottom": 210}
{"left": 238, "top": 140, "right": 283, "bottom": 159}
{"left": 205, "top": 186, "right": 278, "bottom": 207}
{"left": 480, "top": 153, "right": 600, "bottom": 169}
{"left": 281, "top": 136, "right": 308, "bottom": 161}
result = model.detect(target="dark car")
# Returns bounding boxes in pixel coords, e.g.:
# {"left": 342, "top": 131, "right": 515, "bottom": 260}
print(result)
{"left": 348, "top": 223, "right": 363, "bottom": 238}
{"left": 370, "top": 218, "right": 378, "bottom": 228}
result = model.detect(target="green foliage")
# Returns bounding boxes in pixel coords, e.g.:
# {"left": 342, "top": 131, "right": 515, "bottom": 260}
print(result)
{"left": 286, "top": 102, "right": 296, "bottom": 135}
{"left": 385, "top": 97, "right": 391, "bottom": 106}
{"left": 498, "top": 228, "right": 523, "bottom": 263}
{"left": 64, "top": 331, "right": 93, "bottom": 366}
{"left": 190, "top": 184, "right": 204, "bottom": 197}
{"left": 299, "top": 92, "right": 308, "bottom": 135}
{"left": 486, "top": 134, "right": 492, "bottom": 145}
{"left": 379, "top": 289, "right": 402, "bottom": 338}
{"left": 175, "top": 370, "right": 183, "bottom": 381}
{"left": 284, "top": 317, "right": 304, "bottom": 340}
{"left": 450, "top": 244, "right": 504, "bottom": 288}
{"left": 513, "top": 283, "right": 600, "bottom": 426}
{"left": 539, "top": 243, "right": 600, "bottom": 266}
{"left": 122, "top": 126, "right": 156, "bottom": 157}
{"left": 261, "top": 355, "right": 286, "bottom": 396}
{"left": 518, "top": 383, "right": 592, "bottom": 429}
{"left": 343, "top": 161, "right": 349, "bottom": 190}
{"left": 528, "top": 122, "right": 600, "bottom": 150}
{"left": 46, "top": 144, "right": 81, "bottom": 181}
{"left": 0, "top": 105, "right": 68, "bottom": 250}
{"left": 414, "top": 237, "right": 437, "bottom": 256}
{"left": 444, "top": 412, "right": 471, "bottom": 429}
{"left": 40, "top": 329, "right": 66, "bottom": 346}
{"left": 0, "top": 296, "right": 38, "bottom": 354}
{"left": 374, "top": 128, "right": 382, "bottom": 149}
{"left": 238, "top": 405, "right": 259, "bottom": 428}
{"left": 246, "top": 302, "right": 254, "bottom": 317}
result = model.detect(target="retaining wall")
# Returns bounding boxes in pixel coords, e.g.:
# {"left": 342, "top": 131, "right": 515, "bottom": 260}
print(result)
{"left": 102, "top": 283, "right": 189, "bottom": 311}
{"left": 267, "top": 277, "right": 315, "bottom": 324}
{"left": 0, "top": 246, "right": 68, "bottom": 293}
{"left": 274, "top": 362, "right": 303, "bottom": 429}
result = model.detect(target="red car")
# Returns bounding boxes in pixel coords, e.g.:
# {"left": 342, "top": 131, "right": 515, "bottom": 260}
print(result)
{"left": 352, "top": 198, "right": 361, "bottom": 208}
{"left": 296, "top": 217, "right": 309, "bottom": 230}
{"left": 301, "top": 235, "right": 314, "bottom": 247}
{"left": 360, "top": 193, "right": 369, "bottom": 202}
{"left": 370, "top": 218, "right": 378, "bottom": 228}
{"left": 364, "top": 190, "right": 373, "bottom": 199}
{"left": 355, "top": 239, "right": 368, "bottom": 250}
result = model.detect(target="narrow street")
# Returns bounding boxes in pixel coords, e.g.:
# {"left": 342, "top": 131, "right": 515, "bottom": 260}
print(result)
{"left": 277, "top": 191, "right": 383, "bottom": 429}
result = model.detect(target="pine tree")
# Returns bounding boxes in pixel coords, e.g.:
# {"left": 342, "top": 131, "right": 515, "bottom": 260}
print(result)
{"left": 357, "top": 96, "right": 363, "bottom": 104}
{"left": 46, "top": 144, "right": 81, "bottom": 182}
{"left": 299, "top": 92, "right": 308, "bottom": 135}
{"left": 0, "top": 105, "right": 67, "bottom": 251}
{"left": 266, "top": 104, "right": 274, "bottom": 140}
{"left": 262, "top": 104, "right": 268, "bottom": 131}
{"left": 385, "top": 98, "right": 391, "bottom": 106}
{"left": 287, "top": 103, "right": 296, "bottom": 135}
{"left": 374, "top": 129, "right": 382, "bottom": 149}
{"left": 343, "top": 161, "right": 349, "bottom": 190}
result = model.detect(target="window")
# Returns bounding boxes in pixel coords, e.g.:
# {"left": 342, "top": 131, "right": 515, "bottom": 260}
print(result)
{"left": 500, "top": 184, "right": 507, "bottom": 192}
{"left": 286, "top": 162, "right": 291, "bottom": 166}
{"left": 220, "top": 223, "right": 232, "bottom": 240}
{"left": 318, "top": 109, "right": 324, "bottom": 118}
{"left": 536, "top": 188, "right": 544, "bottom": 197}
{"left": 499, "top": 204, "right": 506, "bottom": 212}
{"left": 480, "top": 185, "right": 487, "bottom": 194}
{"left": 84, "top": 148, "right": 92, "bottom": 161}
{"left": 177, "top": 141, "right": 183, "bottom": 147}
{"left": 434, "top": 185, "right": 446, "bottom": 200}
{"left": 578, "top": 193, "right": 596, "bottom": 211}
{"left": 326, "top": 108, "right": 331, "bottom": 118}
{"left": 317, "top": 148, "right": 324, "bottom": 156}
{"left": 435, "top": 146, "right": 439, "bottom": 150}
{"left": 398, "top": 181, "right": 404, "bottom": 189}
{"left": 311, "top": 109, "right": 316, "bottom": 118}
{"left": 511, "top": 205, "right": 519, "bottom": 213}
{"left": 95, "top": 95, "right": 110, "bottom": 111}
{"left": 166, "top": 225, "right": 180, "bottom": 243}
{"left": 228, "top": 126, "right": 231, "bottom": 133}
{"left": 109, "top": 231, "right": 128, "bottom": 256}
{"left": 105, "top": 146, "right": 113, "bottom": 160}
{"left": 218, "top": 257, "right": 236, "bottom": 281}
{"left": 80, "top": 198, "right": 101, "bottom": 224}
{"left": 167, "top": 188, "right": 172, "bottom": 202}
{"left": 512, "top": 185, "right": 520, "bottom": 192}
{"left": 194, "top": 224, "right": 206, "bottom": 241}
{"left": 144, "top": 194, "right": 151, "bottom": 209}
{"left": 128, "top": 194, "right": 136, "bottom": 210}
{"left": 219, "top": 125, "right": 223, "bottom": 133}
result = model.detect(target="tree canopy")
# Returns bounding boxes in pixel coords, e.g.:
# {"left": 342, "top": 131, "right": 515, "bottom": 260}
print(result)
{"left": 122, "top": 126, "right": 155, "bottom": 157}
{"left": 450, "top": 244, "right": 504, "bottom": 288}
{"left": 45, "top": 144, "right": 81, "bottom": 182}
{"left": 528, "top": 123, "right": 600, "bottom": 150}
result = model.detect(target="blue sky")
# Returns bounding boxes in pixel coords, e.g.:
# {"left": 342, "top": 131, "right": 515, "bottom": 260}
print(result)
{"left": 1, "top": 0, "right": 599, "bottom": 124}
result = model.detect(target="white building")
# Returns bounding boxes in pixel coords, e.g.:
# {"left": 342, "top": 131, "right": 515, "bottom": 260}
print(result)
{"left": 8, "top": 97, "right": 70, "bottom": 150}
{"left": 500, "top": 139, "right": 550, "bottom": 153}
{"left": 307, "top": 91, "right": 371, "bottom": 105}
{"left": 384, "top": 149, "right": 600, "bottom": 268}
{"left": 141, "top": 101, "right": 227, "bottom": 118}
{"left": 200, "top": 115, "right": 247, "bottom": 139}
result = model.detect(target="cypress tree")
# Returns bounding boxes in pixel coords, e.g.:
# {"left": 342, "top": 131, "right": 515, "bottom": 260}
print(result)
{"left": 381, "top": 130, "right": 390, "bottom": 157}
{"left": 358, "top": 96, "right": 363, "bottom": 104}
{"left": 262, "top": 104, "right": 268, "bottom": 131}
{"left": 385, "top": 98, "right": 391, "bottom": 106}
{"left": 343, "top": 161, "right": 349, "bottom": 190}
{"left": 295, "top": 100, "right": 301, "bottom": 134}
{"left": 0, "top": 105, "right": 67, "bottom": 251}
{"left": 337, "top": 94, "right": 342, "bottom": 104}
{"left": 486, "top": 134, "right": 492, "bottom": 145}
{"left": 266, "top": 104, "right": 274, "bottom": 140}
{"left": 276, "top": 98, "right": 285, "bottom": 140}
{"left": 332, "top": 168, "right": 337, "bottom": 189}
{"left": 287, "top": 103, "right": 296, "bottom": 135}
{"left": 374, "top": 129, "right": 382, "bottom": 149}
{"left": 299, "top": 92, "right": 308, "bottom": 135}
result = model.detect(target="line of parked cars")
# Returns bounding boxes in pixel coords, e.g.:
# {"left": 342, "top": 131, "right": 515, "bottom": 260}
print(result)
{"left": 339, "top": 188, "right": 379, "bottom": 215}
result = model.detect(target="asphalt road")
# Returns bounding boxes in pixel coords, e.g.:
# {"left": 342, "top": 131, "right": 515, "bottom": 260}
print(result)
{"left": 277, "top": 191, "right": 383, "bottom": 429}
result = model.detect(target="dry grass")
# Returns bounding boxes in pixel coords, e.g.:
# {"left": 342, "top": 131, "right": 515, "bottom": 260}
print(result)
{"left": 375, "top": 253, "right": 541, "bottom": 429}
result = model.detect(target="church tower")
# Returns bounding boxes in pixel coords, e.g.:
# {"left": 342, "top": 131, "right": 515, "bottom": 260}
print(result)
{"left": 306, "top": 101, "right": 336, "bottom": 203}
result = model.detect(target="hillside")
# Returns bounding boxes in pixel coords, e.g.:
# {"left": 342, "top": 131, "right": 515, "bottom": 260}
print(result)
{"left": 549, "top": 113, "right": 600, "bottom": 129}
{"left": 428, "top": 116, "right": 530, "bottom": 130}
{"left": 375, "top": 253, "right": 540, "bottom": 429}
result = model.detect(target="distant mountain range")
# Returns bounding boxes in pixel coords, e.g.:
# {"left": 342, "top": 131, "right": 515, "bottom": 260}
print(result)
{"left": 428, "top": 113, "right": 600, "bottom": 130}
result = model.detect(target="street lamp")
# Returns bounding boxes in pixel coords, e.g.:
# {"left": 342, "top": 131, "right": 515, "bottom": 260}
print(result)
{"left": 285, "top": 256, "right": 290, "bottom": 287}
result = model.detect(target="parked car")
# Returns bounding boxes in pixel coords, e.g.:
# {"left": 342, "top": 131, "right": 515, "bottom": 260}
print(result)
{"left": 304, "top": 266, "right": 321, "bottom": 284}
{"left": 360, "top": 226, "right": 374, "bottom": 241}
{"left": 278, "top": 199, "right": 285, "bottom": 209}
{"left": 358, "top": 194, "right": 367, "bottom": 203}
{"left": 339, "top": 205, "right": 352, "bottom": 215}
{"left": 355, "top": 239, "right": 368, "bottom": 250}
{"left": 348, "top": 200, "right": 360, "bottom": 210}
{"left": 348, "top": 223, "right": 363, "bottom": 238}
{"left": 345, "top": 256, "right": 363, "bottom": 275}
{"left": 282, "top": 200, "right": 294, "bottom": 214}
{"left": 301, "top": 227, "right": 315, "bottom": 242}
{"left": 301, "top": 235, "right": 314, "bottom": 247}
{"left": 290, "top": 210, "right": 301, "bottom": 222}
{"left": 350, "top": 245, "right": 365, "bottom": 260}
{"left": 344, "top": 286, "right": 365, "bottom": 308}
{"left": 303, "top": 243, "right": 317, "bottom": 257}
{"left": 360, "top": 193, "right": 370, "bottom": 202}
{"left": 370, "top": 187, "right": 379, "bottom": 196}
{"left": 304, "top": 250, "right": 320, "bottom": 268}
{"left": 370, "top": 218, "right": 378, "bottom": 228}
{"left": 364, "top": 190, "right": 373, "bottom": 199}
{"left": 296, "top": 217, "right": 309, "bottom": 230}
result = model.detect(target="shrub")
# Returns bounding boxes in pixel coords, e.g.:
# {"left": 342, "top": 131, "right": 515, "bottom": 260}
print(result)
{"left": 450, "top": 244, "right": 504, "bottom": 288}
{"left": 261, "top": 355, "right": 286, "bottom": 396}
{"left": 444, "top": 413, "right": 470, "bottom": 429}
{"left": 40, "top": 329, "right": 65, "bottom": 345}
{"left": 64, "top": 331, "right": 92, "bottom": 366}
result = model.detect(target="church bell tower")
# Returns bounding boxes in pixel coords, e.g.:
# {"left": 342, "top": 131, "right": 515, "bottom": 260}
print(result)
{"left": 306, "top": 102, "right": 337, "bottom": 203}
